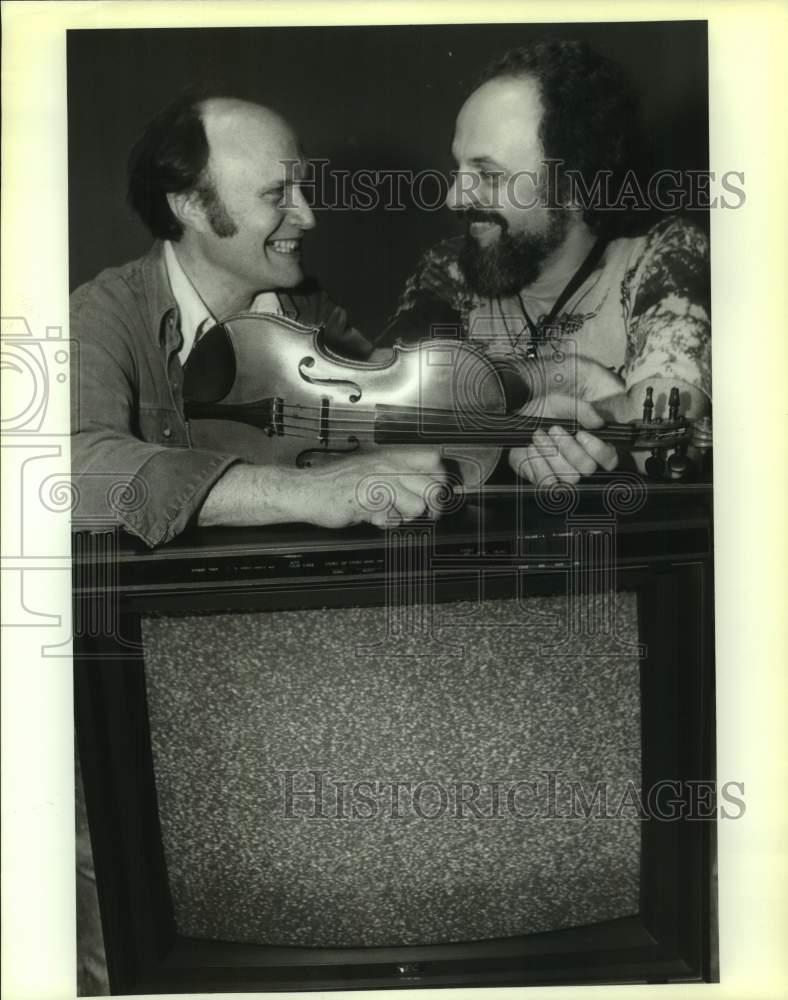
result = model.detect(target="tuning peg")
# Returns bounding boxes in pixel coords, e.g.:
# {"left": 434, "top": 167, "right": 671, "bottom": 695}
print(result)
{"left": 667, "top": 450, "right": 691, "bottom": 479}
{"left": 645, "top": 452, "right": 665, "bottom": 478}
{"left": 668, "top": 387, "right": 680, "bottom": 421}
{"left": 642, "top": 386, "right": 654, "bottom": 423}
{"left": 692, "top": 415, "right": 713, "bottom": 451}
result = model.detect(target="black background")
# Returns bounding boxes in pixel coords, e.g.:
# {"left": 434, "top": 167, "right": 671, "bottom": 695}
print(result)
{"left": 67, "top": 21, "right": 708, "bottom": 335}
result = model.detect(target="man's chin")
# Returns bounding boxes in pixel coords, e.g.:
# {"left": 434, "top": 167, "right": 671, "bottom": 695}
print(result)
{"left": 468, "top": 221, "right": 504, "bottom": 248}
{"left": 459, "top": 239, "right": 536, "bottom": 298}
{"left": 266, "top": 258, "right": 305, "bottom": 289}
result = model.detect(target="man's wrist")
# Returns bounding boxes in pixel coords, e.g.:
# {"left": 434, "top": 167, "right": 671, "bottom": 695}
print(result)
{"left": 198, "top": 463, "right": 311, "bottom": 527}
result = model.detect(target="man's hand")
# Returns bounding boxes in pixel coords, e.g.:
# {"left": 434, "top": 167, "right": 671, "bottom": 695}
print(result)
{"left": 508, "top": 394, "right": 619, "bottom": 486}
{"left": 199, "top": 448, "right": 448, "bottom": 530}
{"left": 538, "top": 348, "right": 626, "bottom": 402}
{"left": 299, "top": 448, "right": 448, "bottom": 528}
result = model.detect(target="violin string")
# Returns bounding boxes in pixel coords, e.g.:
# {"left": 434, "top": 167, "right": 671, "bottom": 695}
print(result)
{"left": 271, "top": 428, "right": 327, "bottom": 441}
{"left": 275, "top": 421, "right": 640, "bottom": 443}
{"left": 272, "top": 421, "right": 639, "bottom": 444}
{"left": 276, "top": 409, "right": 638, "bottom": 440}
{"left": 198, "top": 405, "right": 683, "bottom": 444}
{"left": 275, "top": 420, "right": 372, "bottom": 436}
{"left": 277, "top": 421, "right": 637, "bottom": 440}
{"left": 209, "top": 408, "right": 678, "bottom": 446}
{"left": 199, "top": 407, "right": 680, "bottom": 445}
{"left": 277, "top": 401, "right": 647, "bottom": 435}
{"left": 283, "top": 407, "right": 687, "bottom": 445}
{"left": 276, "top": 397, "right": 655, "bottom": 424}
{"left": 277, "top": 405, "right": 637, "bottom": 435}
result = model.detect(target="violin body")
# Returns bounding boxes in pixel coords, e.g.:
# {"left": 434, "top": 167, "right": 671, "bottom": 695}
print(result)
{"left": 184, "top": 312, "right": 712, "bottom": 487}
{"left": 185, "top": 313, "right": 508, "bottom": 489}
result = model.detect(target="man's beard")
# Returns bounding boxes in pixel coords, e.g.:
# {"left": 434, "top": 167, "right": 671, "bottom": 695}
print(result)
{"left": 458, "top": 209, "right": 571, "bottom": 298}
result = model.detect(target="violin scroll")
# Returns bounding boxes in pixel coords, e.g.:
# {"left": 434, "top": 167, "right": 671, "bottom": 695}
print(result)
{"left": 634, "top": 386, "right": 712, "bottom": 481}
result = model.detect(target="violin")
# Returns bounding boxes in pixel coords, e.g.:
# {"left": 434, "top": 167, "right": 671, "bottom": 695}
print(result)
{"left": 183, "top": 312, "right": 712, "bottom": 488}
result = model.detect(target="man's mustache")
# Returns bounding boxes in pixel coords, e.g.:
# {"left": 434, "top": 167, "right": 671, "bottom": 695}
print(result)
{"left": 460, "top": 208, "right": 509, "bottom": 231}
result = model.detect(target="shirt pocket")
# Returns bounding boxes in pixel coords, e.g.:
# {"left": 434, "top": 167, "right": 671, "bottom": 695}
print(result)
{"left": 136, "top": 405, "right": 186, "bottom": 446}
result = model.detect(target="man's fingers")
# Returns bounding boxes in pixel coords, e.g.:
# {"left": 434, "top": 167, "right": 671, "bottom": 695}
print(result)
{"left": 543, "top": 426, "right": 618, "bottom": 476}
{"left": 533, "top": 429, "right": 581, "bottom": 482}
{"left": 547, "top": 426, "right": 597, "bottom": 476}
{"left": 510, "top": 427, "right": 619, "bottom": 484}
{"left": 386, "top": 474, "right": 446, "bottom": 521}
{"left": 509, "top": 444, "right": 557, "bottom": 485}
{"left": 397, "top": 447, "right": 446, "bottom": 474}
{"left": 573, "top": 399, "right": 605, "bottom": 430}
{"left": 370, "top": 508, "right": 397, "bottom": 529}
{"left": 576, "top": 430, "right": 619, "bottom": 471}
{"left": 521, "top": 393, "right": 605, "bottom": 430}
{"left": 394, "top": 483, "right": 430, "bottom": 520}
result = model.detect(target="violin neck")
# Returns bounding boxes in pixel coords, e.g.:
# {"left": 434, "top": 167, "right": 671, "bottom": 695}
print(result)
{"left": 372, "top": 406, "right": 637, "bottom": 449}
{"left": 184, "top": 399, "right": 647, "bottom": 452}
{"left": 184, "top": 399, "right": 276, "bottom": 430}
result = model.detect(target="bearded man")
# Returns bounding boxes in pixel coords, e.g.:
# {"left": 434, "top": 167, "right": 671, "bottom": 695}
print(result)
{"left": 385, "top": 40, "right": 711, "bottom": 484}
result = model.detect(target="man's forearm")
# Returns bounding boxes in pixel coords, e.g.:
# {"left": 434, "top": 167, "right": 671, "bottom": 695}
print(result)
{"left": 198, "top": 463, "right": 310, "bottom": 527}
{"left": 197, "top": 448, "right": 447, "bottom": 530}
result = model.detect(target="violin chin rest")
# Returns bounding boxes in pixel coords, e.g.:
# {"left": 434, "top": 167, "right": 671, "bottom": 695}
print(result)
{"left": 183, "top": 324, "right": 236, "bottom": 403}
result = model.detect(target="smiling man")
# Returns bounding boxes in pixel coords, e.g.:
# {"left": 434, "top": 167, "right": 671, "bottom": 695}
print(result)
{"left": 385, "top": 40, "right": 711, "bottom": 484}
{"left": 71, "top": 94, "right": 444, "bottom": 545}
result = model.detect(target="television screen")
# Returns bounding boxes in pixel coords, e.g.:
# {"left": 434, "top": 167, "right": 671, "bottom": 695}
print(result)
{"left": 142, "top": 593, "right": 641, "bottom": 949}
{"left": 74, "top": 507, "right": 716, "bottom": 992}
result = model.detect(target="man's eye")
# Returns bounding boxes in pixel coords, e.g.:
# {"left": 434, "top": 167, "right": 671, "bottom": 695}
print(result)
{"left": 271, "top": 183, "right": 306, "bottom": 208}
{"left": 260, "top": 184, "right": 289, "bottom": 204}
{"left": 479, "top": 170, "right": 503, "bottom": 183}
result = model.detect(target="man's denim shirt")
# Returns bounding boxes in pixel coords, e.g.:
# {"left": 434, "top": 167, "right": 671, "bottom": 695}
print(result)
{"left": 70, "top": 242, "right": 368, "bottom": 547}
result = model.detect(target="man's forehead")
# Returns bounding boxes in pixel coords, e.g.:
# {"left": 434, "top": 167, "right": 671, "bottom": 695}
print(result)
{"left": 202, "top": 98, "right": 301, "bottom": 178}
{"left": 453, "top": 77, "right": 543, "bottom": 163}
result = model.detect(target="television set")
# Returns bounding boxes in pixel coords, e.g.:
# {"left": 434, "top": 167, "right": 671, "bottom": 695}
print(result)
{"left": 73, "top": 482, "right": 717, "bottom": 993}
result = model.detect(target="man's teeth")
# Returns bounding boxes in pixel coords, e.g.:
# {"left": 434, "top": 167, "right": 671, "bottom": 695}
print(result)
{"left": 268, "top": 239, "right": 300, "bottom": 254}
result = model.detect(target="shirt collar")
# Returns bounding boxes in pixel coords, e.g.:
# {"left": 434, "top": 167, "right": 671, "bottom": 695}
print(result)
{"left": 163, "top": 241, "right": 215, "bottom": 363}
{"left": 163, "top": 240, "right": 284, "bottom": 363}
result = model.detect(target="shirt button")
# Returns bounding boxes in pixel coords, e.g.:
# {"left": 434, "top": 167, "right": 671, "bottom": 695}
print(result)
{"left": 163, "top": 425, "right": 172, "bottom": 438}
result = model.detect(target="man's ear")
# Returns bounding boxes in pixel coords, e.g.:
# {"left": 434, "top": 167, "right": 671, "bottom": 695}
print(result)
{"left": 167, "top": 190, "right": 209, "bottom": 235}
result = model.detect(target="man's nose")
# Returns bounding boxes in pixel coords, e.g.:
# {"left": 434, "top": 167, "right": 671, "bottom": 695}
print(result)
{"left": 445, "top": 171, "right": 479, "bottom": 213}
{"left": 288, "top": 184, "right": 316, "bottom": 230}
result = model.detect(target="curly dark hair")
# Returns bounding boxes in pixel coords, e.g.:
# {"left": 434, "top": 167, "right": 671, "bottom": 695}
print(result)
{"left": 478, "top": 40, "right": 643, "bottom": 233}
{"left": 127, "top": 87, "right": 221, "bottom": 241}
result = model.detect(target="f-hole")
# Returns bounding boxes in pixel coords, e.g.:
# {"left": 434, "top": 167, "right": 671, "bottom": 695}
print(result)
{"left": 298, "top": 356, "right": 362, "bottom": 403}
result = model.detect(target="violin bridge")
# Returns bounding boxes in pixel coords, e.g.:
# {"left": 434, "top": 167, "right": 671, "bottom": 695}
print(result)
{"left": 318, "top": 396, "right": 330, "bottom": 445}
{"left": 270, "top": 397, "right": 284, "bottom": 437}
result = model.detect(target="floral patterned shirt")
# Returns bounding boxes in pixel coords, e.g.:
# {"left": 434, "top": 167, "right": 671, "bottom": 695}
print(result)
{"left": 383, "top": 217, "right": 711, "bottom": 406}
